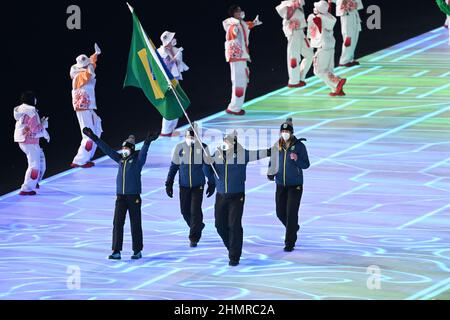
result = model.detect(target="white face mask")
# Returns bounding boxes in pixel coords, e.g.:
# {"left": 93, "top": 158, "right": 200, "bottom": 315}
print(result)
{"left": 185, "top": 138, "right": 194, "bottom": 146}
{"left": 121, "top": 149, "right": 131, "bottom": 158}
{"left": 281, "top": 132, "right": 291, "bottom": 141}
{"left": 220, "top": 142, "right": 230, "bottom": 151}
{"left": 171, "top": 38, "right": 177, "bottom": 46}
{"left": 240, "top": 11, "right": 245, "bottom": 19}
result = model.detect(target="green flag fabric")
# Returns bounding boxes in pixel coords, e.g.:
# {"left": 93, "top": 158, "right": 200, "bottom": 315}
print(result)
{"left": 124, "top": 8, "right": 190, "bottom": 120}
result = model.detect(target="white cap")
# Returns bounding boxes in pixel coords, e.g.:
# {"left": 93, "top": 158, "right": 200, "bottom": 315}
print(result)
{"left": 160, "top": 31, "right": 176, "bottom": 47}
{"left": 75, "top": 54, "right": 90, "bottom": 68}
{"left": 314, "top": 0, "right": 329, "bottom": 14}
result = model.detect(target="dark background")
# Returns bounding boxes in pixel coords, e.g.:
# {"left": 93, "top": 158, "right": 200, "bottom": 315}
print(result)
{"left": 0, "top": 0, "right": 445, "bottom": 195}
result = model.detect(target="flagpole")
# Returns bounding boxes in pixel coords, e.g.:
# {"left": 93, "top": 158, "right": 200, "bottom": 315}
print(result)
{"left": 168, "top": 85, "right": 220, "bottom": 180}
{"left": 126, "top": 2, "right": 219, "bottom": 180}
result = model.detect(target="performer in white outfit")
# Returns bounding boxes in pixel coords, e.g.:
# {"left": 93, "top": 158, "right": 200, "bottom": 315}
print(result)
{"left": 276, "top": 0, "right": 314, "bottom": 88}
{"left": 330, "top": 0, "right": 364, "bottom": 67}
{"left": 158, "top": 31, "right": 190, "bottom": 137}
{"left": 70, "top": 43, "right": 103, "bottom": 168}
{"left": 223, "top": 5, "right": 263, "bottom": 116}
{"left": 13, "top": 91, "right": 50, "bottom": 196}
{"left": 307, "top": 1, "right": 347, "bottom": 96}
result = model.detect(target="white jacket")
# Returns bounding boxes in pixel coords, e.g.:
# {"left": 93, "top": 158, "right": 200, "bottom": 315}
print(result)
{"left": 157, "top": 46, "right": 189, "bottom": 80}
{"left": 223, "top": 17, "right": 254, "bottom": 62}
{"left": 70, "top": 54, "right": 98, "bottom": 111}
{"left": 332, "top": 0, "right": 364, "bottom": 17}
{"left": 13, "top": 104, "right": 49, "bottom": 143}
{"left": 307, "top": 12, "right": 337, "bottom": 49}
{"left": 276, "top": 0, "right": 307, "bottom": 37}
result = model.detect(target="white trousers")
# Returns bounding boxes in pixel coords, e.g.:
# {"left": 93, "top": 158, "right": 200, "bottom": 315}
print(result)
{"left": 19, "top": 143, "right": 46, "bottom": 192}
{"left": 447, "top": 16, "right": 450, "bottom": 45}
{"left": 73, "top": 110, "right": 103, "bottom": 165}
{"left": 339, "top": 13, "right": 361, "bottom": 65}
{"left": 161, "top": 118, "right": 179, "bottom": 135}
{"left": 227, "top": 61, "right": 249, "bottom": 112}
{"left": 313, "top": 48, "right": 342, "bottom": 91}
{"left": 287, "top": 30, "right": 314, "bottom": 85}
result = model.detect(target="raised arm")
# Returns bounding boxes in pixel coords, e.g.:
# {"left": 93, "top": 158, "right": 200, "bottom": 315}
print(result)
{"left": 83, "top": 127, "right": 121, "bottom": 163}
{"left": 138, "top": 131, "right": 159, "bottom": 167}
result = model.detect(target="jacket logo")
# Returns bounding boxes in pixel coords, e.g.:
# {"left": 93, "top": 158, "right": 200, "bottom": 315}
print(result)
{"left": 297, "top": 186, "right": 301, "bottom": 190}
{"left": 240, "top": 197, "right": 244, "bottom": 202}
{"left": 129, "top": 160, "right": 134, "bottom": 163}
{"left": 291, "top": 146, "right": 295, "bottom": 151}
{"left": 136, "top": 199, "right": 140, "bottom": 204}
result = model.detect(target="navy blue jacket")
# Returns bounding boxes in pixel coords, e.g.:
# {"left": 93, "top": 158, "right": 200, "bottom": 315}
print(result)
{"left": 96, "top": 139, "right": 150, "bottom": 195}
{"left": 206, "top": 144, "right": 270, "bottom": 195}
{"left": 167, "top": 141, "right": 215, "bottom": 188}
{"left": 268, "top": 136, "right": 310, "bottom": 187}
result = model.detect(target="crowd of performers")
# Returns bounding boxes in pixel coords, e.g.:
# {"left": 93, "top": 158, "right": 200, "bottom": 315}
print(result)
{"left": 13, "top": 1, "right": 367, "bottom": 266}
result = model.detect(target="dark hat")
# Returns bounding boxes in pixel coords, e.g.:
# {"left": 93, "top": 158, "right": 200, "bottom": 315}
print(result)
{"left": 20, "top": 91, "right": 37, "bottom": 106}
{"left": 122, "top": 135, "right": 136, "bottom": 151}
{"left": 280, "top": 118, "right": 294, "bottom": 133}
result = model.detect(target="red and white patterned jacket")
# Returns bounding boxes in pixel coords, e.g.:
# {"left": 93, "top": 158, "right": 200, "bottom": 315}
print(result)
{"left": 331, "top": 0, "right": 364, "bottom": 17}
{"left": 223, "top": 17, "right": 255, "bottom": 63}
{"left": 276, "top": 0, "right": 307, "bottom": 37}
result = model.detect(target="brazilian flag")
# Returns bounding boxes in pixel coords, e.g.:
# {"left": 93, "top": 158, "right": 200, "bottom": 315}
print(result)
{"left": 124, "top": 5, "right": 190, "bottom": 120}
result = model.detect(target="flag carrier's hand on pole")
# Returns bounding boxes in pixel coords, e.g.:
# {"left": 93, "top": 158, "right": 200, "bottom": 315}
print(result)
{"left": 168, "top": 84, "right": 220, "bottom": 180}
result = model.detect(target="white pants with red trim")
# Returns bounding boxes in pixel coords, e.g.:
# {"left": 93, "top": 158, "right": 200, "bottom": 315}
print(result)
{"left": 339, "top": 12, "right": 361, "bottom": 65}
{"left": 287, "top": 29, "right": 314, "bottom": 85}
{"left": 161, "top": 118, "right": 179, "bottom": 135}
{"left": 313, "top": 48, "right": 342, "bottom": 91}
{"left": 227, "top": 61, "right": 249, "bottom": 113}
{"left": 73, "top": 110, "right": 103, "bottom": 165}
{"left": 19, "top": 143, "right": 46, "bottom": 192}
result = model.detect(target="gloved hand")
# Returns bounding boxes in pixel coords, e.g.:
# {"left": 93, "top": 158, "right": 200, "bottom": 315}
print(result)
{"left": 94, "top": 43, "right": 102, "bottom": 55}
{"left": 145, "top": 131, "right": 159, "bottom": 145}
{"left": 267, "top": 175, "right": 275, "bottom": 181}
{"left": 41, "top": 116, "right": 49, "bottom": 129}
{"left": 165, "top": 181, "right": 174, "bottom": 198}
{"left": 206, "top": 182, "right": 216, "bottom": 198}
{"left": 253, "top": 15, "right": 263, "bottom": 26}
{"left": 82, "top": 127, "right": 99, "bottom": 141}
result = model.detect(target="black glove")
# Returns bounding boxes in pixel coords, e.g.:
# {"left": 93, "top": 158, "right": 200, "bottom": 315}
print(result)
{"left": 267, "top": 175, "right": 275, "bottom": 181}
{"left": 266, "top": 148, "right": 272, "bottom": 157}
{"left": 145, "top": 131, "right": 159, "bottom": 145}
{"left": 206, "top": 182, "right": 216, "bottom": 198}
{"left": 82, "top": 127, "right": 99, "bottom": 142}
{"left": 165, "top": 181, "right": 174, "bottom": 198}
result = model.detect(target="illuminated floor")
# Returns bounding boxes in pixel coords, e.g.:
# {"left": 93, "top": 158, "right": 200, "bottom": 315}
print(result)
{"left": 1, "top": 28, "right": 449, "bottom": 300}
